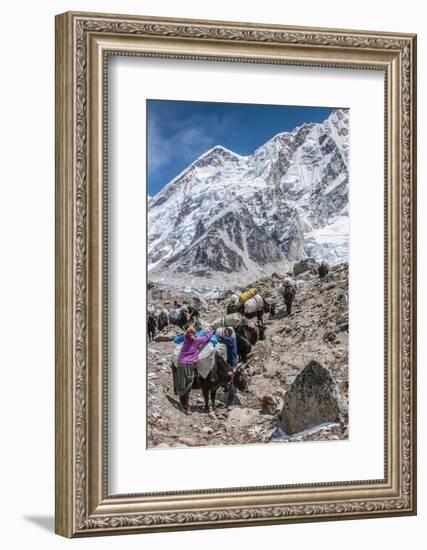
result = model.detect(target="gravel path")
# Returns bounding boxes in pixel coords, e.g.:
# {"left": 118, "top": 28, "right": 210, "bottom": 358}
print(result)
{"left": 147, "top": 264, "right": 349, "bottom": 449}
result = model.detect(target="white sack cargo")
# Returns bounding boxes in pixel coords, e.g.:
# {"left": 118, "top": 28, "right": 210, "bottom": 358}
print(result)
{"left": 195, "top": 320, "right": 211, "bottom": 331}
{"left": 244, "top": 293, "right": 264, "bottom": 314}
{"left": 172, "top": 343, "right": 216, "bottom": 379}
{"left": 215, "top": 343, "right": 228, "bottom": 363}
{"left": 211, "top": 313, "right": 244, "bottom": 329}
{"left": 169, "top": 309, "right": 182, "bottom": 323}
{"left": 215, "top": 327, "right": 236, "bottom": 338}
{"left": 230, "top": 294, "right": 240, "bottom": 305}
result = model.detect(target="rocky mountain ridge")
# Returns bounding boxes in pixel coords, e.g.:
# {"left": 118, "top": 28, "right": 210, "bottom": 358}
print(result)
{"left": 148, "top": 109, "right": 349, "bottom": 294}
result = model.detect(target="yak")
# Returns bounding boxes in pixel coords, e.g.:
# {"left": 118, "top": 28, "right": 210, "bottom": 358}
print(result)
{"left": 157, "top": 308, "right": 169, "bottom": 331}
{"left": 236, "top": 333, "right": 252, "bottom": 362}
{"left": 226, "top": 299, "right": 276, "bottom": 321}
{"left": 168, "top": 308, "right": 189, "bottom": 330}
{"left": 172, "top": 352, "right": 248, "bottom": 414}
{"left": 235, "top": 323, "right": 265, "bottom": 345}
{"left": 181, "top": 304, "right": 200, "bottom": 324}
{"left": 147, "top": 313, "right": 157, "bottom": 342}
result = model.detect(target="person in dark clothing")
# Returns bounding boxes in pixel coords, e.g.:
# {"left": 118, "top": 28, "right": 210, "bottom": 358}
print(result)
{"left": 318, "top": 261, "right": 329, "bottom": 279}
{"left": 282, "top": 279, "right": 296, "bottom": 316}
{"left": 218, "top": 328, "right": 238, "bottom": 368}
{"left": 218, "top": 327, "right": 238, "bottom": 407}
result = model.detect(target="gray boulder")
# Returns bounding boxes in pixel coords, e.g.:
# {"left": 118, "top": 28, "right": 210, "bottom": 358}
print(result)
{"left": 293, "top": 258, "right": 319, "bottom": 277}
{"left": 281, "top": 360, "right": 347, "bottom": 434}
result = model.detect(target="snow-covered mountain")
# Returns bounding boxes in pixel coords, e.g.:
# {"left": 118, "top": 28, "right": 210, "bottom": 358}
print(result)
{"left": 148, "top": 108, "right": 349, "bottom": 294}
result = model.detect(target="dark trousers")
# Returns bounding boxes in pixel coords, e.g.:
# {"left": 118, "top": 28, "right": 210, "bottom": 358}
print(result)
{"left": 225, "top": 363, "right": 237, "bottom": 406}
{"left": 227, "top": 383, "right": 236, "bottom": 406}
{"left": 179, "top": 392, "right": 190, "bottom": 410}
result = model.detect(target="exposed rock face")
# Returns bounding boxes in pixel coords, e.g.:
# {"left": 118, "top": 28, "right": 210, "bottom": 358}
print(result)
{"left": 280, "top": 360, "right": 347, "bottom": 434}
{"left": 166, "top": 207, "right": 283, "bottom": 276}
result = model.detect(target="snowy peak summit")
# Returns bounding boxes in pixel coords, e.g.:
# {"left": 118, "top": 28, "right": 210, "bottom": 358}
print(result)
{"left": 148, "top": 108, "right": 349, "bottom": 293}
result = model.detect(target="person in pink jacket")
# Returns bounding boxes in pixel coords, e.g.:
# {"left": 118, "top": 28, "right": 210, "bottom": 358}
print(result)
{"left": 175, "top": 327, "right": 214, "bottom": 414}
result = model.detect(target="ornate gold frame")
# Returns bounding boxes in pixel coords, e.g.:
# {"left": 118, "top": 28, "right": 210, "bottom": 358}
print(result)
{"left": 55, "top": 11, "right": 417, "bottom": 537}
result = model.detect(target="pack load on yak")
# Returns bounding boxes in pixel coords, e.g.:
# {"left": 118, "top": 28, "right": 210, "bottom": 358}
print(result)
{"left": 172, "top": 336, "right": 227, "bottom": 379}
{"left": 169, "top": 308, "right": 181, "bottom": 323}
{"left": 243, "top": 293, "right": 264, "bottom": 314}
{"left": 174, "top": 331, "right": 218, "bottom": 346}
{"left": 230, "top": 294, "right": 240, "bottom": 305}
{"left": 239, "top": 288, "right": 258, "bottom": 304}
{"left": 211, "top": 312, "right": 246, "bottom": 330}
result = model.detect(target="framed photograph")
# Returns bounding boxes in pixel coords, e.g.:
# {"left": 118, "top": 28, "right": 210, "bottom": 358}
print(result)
{"left": 55, "top": 11, "right": 417, "bottom": 537}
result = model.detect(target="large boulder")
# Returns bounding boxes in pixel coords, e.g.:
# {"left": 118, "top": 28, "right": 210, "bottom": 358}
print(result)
{"left": 293, "top": 258, "right": 319, "bottom": 277}
{"left": 281, "top": 360, "right": 347, "bottom": 434}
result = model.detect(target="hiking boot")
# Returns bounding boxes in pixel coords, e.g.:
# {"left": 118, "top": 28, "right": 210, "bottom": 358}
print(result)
{"left": 183, "top": 407, "right": 192, "bottom": 415}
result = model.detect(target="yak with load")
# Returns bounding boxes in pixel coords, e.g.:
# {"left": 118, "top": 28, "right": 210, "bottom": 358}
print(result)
{"left": 169, "top": 308, "right": 190, "bottom": 330}
{"left": 227, "top": 292, "right": 276, "bottom": 321}
{"left": 171, "top": 341, "right": 248, "bottom": 413}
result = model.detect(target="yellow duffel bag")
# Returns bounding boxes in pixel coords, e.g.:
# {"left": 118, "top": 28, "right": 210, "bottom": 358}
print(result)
{"left": 239, "top": 288, "right": 258, "bottom": 304}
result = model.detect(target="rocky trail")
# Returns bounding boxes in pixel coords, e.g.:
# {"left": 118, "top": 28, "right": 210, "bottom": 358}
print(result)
{"left": 147, "top": 263, "right": 349, "bottom": 449}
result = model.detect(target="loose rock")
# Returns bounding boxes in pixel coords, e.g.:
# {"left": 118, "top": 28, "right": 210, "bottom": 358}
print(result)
{"left": 147, "top": 264, "right": 349, "bottom": 448}
{"left": 261, "top": 394, "right": 277, "bottom": 415}
{"left": 154, "top": 334, "right": 175, "bottom": 342}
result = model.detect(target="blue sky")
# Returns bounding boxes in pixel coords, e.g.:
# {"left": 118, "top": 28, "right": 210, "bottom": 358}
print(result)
{"left": 147, "top": 100, "right": 336, "bottom": 196}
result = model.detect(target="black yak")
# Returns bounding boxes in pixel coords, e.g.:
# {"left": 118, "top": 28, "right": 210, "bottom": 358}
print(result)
{"left": 172, "top": 352, "right": 248, "bottom": 414}
{"left": 147, "top": 313, "right": 157, "bottom": 342}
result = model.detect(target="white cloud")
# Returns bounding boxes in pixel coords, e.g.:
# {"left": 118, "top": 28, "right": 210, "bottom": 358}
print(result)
{"left": 148, "top": 111, "right": 229, "bottom": 177}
